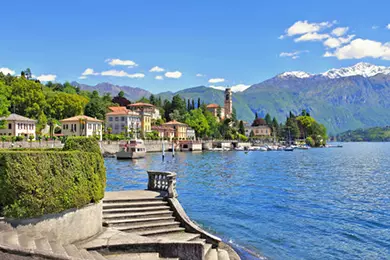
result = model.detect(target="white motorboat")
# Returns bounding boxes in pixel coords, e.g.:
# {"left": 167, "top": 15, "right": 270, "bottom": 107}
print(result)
{"left": 116, "top": 139, "right": 146, "bottom": 159}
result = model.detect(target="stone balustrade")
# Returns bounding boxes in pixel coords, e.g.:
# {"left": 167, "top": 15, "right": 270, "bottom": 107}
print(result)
{"left": 147, "top": 170, "right": 178, "bottom": 198}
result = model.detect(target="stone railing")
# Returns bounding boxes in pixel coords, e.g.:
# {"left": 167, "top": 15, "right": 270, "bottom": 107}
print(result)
{"left": 147, "top": 170, "right": 178, "bottom": 198}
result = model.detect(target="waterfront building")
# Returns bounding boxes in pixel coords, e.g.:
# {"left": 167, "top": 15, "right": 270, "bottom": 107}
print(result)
{"left": 206, "top": 88, "right": 233, "bottom": 120}
{"left": 245, "top": 125, "right": 272, "bottom": 137}
{"left": 187, "top": 127, "right": 196, "bottom": 140}
{"left": 151, "top": 125, "right": 175, "bottom": 139}
{"left": 128, "top": 103, "right": 153, "bottom": 137}
{"left": 0, "top": 113, "right": 37, "bottom": 140}
{"left": 60, "top": 115, "right": 103, "bottom": 140}
{"left": 162, "top": 120, "right": 188, "bottom": 140}
{"left": 106, "top": 106, "right": 141, "bottom": 137}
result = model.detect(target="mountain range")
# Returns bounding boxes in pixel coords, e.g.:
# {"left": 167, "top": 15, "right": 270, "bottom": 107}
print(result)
{"left": 72, "top": 62, "right": 390, "bottom": 135}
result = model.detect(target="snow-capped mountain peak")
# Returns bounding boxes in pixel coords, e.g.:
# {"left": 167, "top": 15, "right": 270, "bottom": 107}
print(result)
{"left": 210, "top": 84, "right": 251, "bottom": 92}
{"left": 277, "top": 71, "right": 312, "bottom": 79}
{"left": 322, "top": 62, "right": 390, "bottom": 78}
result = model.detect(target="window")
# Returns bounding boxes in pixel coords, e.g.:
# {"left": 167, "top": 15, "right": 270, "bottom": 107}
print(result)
{"left": 88, "top": 123, "right": 92, "bottom": 130}
{"left": 115, "top": 117, "right": 119, "bottom": 121}
{"left": 109, "top": 117, "right": 113, "bottom": 121}
{"left": 121, "top": 117, "right": 125, "bottom": 121}
{"left": 8, "top": 123, "right": 12, "bottom": 129}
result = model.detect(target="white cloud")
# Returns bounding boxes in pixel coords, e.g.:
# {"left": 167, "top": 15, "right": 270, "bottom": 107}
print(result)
{"left": 324, "top": 38, "right": 342, "bottom": 48}
{"left": 36, "top": 74, "right": 57, "bottom": 82}
{"left": 324, "top": 38, "right": 390, "bottom": 60}
{"left": 208, "top": 78, "right": 225, "bottom": 83}
{"left": 101, "top": 70, "right": 145, "bottom": 78}
{"left": 155, "top": 75, "right": 163, "bottom": 80}
{"left": 372, "top": 25, "right": 379, "bottom": 30}
{"left": 332, "top": 27, "right": 349, "bottom": 37}
{"left": 283, "top": 20, "right": 335, "bottom": 37}
{"left": 165, "top": 71, "right": 182, "bottom": 79}
{"left": 210, "top": 84, "right": 251, "bottom": 92}
{"left": 279, "top": 50, "right": 308, "bottom": 59}
{"left": 196, "top": 73, "right": 204, "bottom": 77}
{"left": 105, "top": 58, "right": 138, "bottom": 67}
{"left": 0, "top": 67, "right": 15, "bottom": 75}
{"left": 387, "top": 24, "right": 390, "bottom": 30}
{"left": 295, "top": 32, "right": 330, "bottom": 42}
{"left": 82, "top": 68, "right": 98, "bottom": 76}
{"left": 149, "top": 66, "right": 165, "bottom": 72}
{"left": 78, "top": 76, "right": 87, "bottom": 80}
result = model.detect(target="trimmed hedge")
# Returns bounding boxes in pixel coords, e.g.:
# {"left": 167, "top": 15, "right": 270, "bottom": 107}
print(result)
{"left": 63, "top": 136, "right": 101, "bottom": 154}
{"left": 0, "top": 137, "right": 105, "bottom": 219}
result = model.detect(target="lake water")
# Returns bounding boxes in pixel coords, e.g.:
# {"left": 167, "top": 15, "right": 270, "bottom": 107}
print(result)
{"left": 104, "top": 143, "right": 390, "bottom": 260}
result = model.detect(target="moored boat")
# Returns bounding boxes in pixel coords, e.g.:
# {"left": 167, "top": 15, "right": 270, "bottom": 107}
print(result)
{"left": 116, "top": 139, "right": 146, "bottom": 159}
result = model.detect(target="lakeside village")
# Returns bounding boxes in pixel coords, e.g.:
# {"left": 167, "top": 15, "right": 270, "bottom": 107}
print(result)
{"left": 0, "top": 70, "right": 330, "bottom": 154}
{"left": 0, "top": 70, "right": 331, "bottom": 260}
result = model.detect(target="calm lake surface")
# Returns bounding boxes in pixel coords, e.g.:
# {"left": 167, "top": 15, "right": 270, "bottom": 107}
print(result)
{"left": 105, "top": 143, "right": 390, "bottom": 260}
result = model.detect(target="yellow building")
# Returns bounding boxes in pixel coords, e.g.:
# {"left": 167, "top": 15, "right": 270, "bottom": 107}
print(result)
{"left": 128, "top": 102, "right": 154, "bottom": 137}
{"left": 163, "top": 120, "right": 188, "bottom": 140}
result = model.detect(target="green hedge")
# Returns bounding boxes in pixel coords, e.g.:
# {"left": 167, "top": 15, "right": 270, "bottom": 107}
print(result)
{"left": 0, "top": 137, "right": 105, "bottom": 219}
{"left": 63, "top": 136, "right": 101, "bottom": 154}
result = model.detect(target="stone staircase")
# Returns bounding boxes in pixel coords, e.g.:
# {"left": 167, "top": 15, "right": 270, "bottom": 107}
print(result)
{"left": 102, "top": 196, "right": 231, "bottom": 260}
{"left": 0, "top": 229, "right": 107, "bottom": 260}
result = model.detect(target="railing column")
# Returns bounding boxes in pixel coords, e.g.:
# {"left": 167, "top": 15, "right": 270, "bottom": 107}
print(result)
{"left": 147, "top": 170, "right": 178, "bottom": 198}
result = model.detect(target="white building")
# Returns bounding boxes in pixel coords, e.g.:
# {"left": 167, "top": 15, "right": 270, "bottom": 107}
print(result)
{"left": 0, "top": 113, "right": 37, "bottom": 139}
{"left": 60, "top": 115, "right": 103, "bottom": 140}
{"left": 186, "top": 127, "right": 196, "bottom": 140}
{"left": 106, "top": 107, "right": 141, "bottom": 136}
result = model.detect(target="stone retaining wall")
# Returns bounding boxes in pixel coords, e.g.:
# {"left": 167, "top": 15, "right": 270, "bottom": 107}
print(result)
{"left": 3, "top": 202, "right": 102, "bottom": 244}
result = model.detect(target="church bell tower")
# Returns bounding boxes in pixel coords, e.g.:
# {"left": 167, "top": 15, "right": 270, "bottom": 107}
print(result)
{"left": 224, "top": 88, "right": 232, "bottom": 118}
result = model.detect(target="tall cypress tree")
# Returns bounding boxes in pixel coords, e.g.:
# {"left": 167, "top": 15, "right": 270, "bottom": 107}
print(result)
{"left": 197, "top": 98, "right": 201, "bottom": 108}
{"left": 187, "top": 99, "right": 191, "bottom": 111}
{"left": 192, "top": 99, "right": 195, "bottom": 110}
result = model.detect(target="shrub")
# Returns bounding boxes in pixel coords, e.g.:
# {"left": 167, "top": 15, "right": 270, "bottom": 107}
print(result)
{"left": 305, "top": 136, "right": 315, "bottom": 147}
{"left": 0, "top": 137, "right": 105, "bottom": 219}
{"left": 63, "top": 136, "right": 101, "bottom": 154}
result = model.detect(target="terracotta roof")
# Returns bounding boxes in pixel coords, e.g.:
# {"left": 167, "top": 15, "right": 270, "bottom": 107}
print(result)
{"left": 108, "top": 106, "right": 128, "bottom": 112}
{"left": 206, "top": 104, "right": 220, "bottom": 108}
{"left": 129, "top": 102, "right": 155, "bottom": 107}
{"left": 0, "top": 113, "right": 37, "bottom": 122}
{"left": 152, "top": 126, "right": 174, "bottom": 132}
{"left": 60, "top": 115, "right": 103, "bottom": 123}
{"left": 163, "top": 120, "right": 188, "bottom": 126}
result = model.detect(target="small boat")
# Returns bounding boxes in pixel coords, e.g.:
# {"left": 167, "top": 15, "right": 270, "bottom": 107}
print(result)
{"left": 284, "top": 147, "right": 294, "bottom": 151}
{"left": 296, "top": 145, "right": 310, "bottom": 150}
{"left": 116, "top": 139, "right": 146, "bottom": 159}
{"left": 235, "top": 146, "right": 245, "bottom": 151}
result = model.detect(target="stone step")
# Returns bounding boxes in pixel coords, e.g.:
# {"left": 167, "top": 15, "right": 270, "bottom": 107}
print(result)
{"left": 103, "top": 206, "right": 171, "bottom": 214}
{"left": 103, "top": 216, "right": 176, "bottom": 227}
{"left": 206, "top": 248, "right": 218, "bottom": 260}
{"left": 103, "top": 201, "right": 168, "bottom": 208}
{"left": 18, "top": 234, "right": 36, "bottom": 250}
{"left": 116, "top": 221, "right": 181, "bottom": 232}
{"left": 103, "top": 198, "right": 164, "bottom": 204}
{"left": 1, "top": 231, "right": 19, "bottom": 247}
{"left": 217, "top": 249, "right": 230, "bottom": 260}
{"left": 49, "top": 241, "right": 68, "bottom": 257}
{"left": 203, "top": 243, "right": 212, "bottom": 256}
{"left": 89, "top": 251, "right": 108, "bottom": 260}
{"left": 35, "top": 238, "right": 53, "bottom": 253}
{"left": 146, "top": 232, "right": 201, "bottom": 242}
{"left": 104, "top": 252, "right": 161, "bottom": 260}
{"left": 64, "top": 244, "right": 83, "bottom": 258}
{"left": 103, "top": 211, "right": 173, "bottom": 220}
{"left": 138, "top": 227, "right": 186, "bottom": 236}
{"left": 80, "top": 248, "right": 96, "bottom": 260}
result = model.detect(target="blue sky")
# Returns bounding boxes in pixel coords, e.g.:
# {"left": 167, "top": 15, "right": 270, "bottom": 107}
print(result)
{"left": 0, "top": 0, "right": 389, "bottom": 93}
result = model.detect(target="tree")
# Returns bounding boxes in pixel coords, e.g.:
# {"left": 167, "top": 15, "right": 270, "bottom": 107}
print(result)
{"left": 265, "top": 113, "right": 272, "bottom": 126}
{"left": 84, "top": 91, "right": 113, "bottom": 120}
{"left": 10, "top": 77, "right": 46, "bottom": 123}
{"left": 197, "top": 98, "right": 201, "bottom": 108}
{"left": 285, "top": 117, "right": 300, "bottom": 140}
{"left": 187, "top": 99, "right": 191, "bottom": 112}
{"left": 185, "top": 108, "right": 209, "bottom": 138}
{"left": 192, "top": 99, "right": 195, "bottom": 110}
{"left": 239, "top": 120, "right": 245, "bottom": 135}
{"left": 255, "top": 112, "right": 258, "bottom": 119}
{"left": 119, "top": 91, "right": 125, "bottom": 98}
{"left": 171, "top": 94, "right": 187, "bottom": 115}
{"left": 112, "top": 92, "right": 130, "bottom": 107}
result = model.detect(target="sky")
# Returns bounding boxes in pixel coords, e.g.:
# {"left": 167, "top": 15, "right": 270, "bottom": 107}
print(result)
{"left": 0, "top": 0, "right": 390, "bottom": 93}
